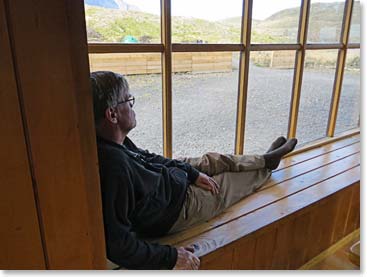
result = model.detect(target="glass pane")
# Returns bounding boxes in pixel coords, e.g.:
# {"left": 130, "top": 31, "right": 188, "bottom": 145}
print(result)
{"left": 172, "top": 0, "right": 243, "bottom": 43}
{"left": 245, "top": 51, "right": 295, "bottom": 154}
{"left": 84, "top": 0, "right": 161, "bottom": 43}
{"left": 335, "top": 49, "right": 360, "bottom": 134}
{"left": 252, "top": 0, "right": 301, "bottom": 43}
{"left": 307, "top": 0, "right": 344, "bottom": 43}
{"left": 349, "top": 1, "right": 361, "bottom": 43}
{"left": 172, "top": 52, "right": 239, "bottom": 158}
{"left": 89, "top": 53, "right": 163, "bottom": 154}
{"left": 296, "top": 50, "right": 338, "bottom": 146}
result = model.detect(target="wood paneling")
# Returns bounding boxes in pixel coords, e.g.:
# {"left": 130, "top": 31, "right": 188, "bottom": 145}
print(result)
{"left": 89, "top": 52, "right": 232, "bottom": 75}
{"left": 200, "top": 245, "right": 234, "bottom": 270}
{"left": 66, "top": 0, "right": 107, "bottom": 268}
{"left": 0, "top": 0, "right": 45, "bottom": 269}
{"left": 253, "top": 228, "right": 277, "bottom": 269}
{"left": 4, "top": 0, "right": 106, "bottom": 269}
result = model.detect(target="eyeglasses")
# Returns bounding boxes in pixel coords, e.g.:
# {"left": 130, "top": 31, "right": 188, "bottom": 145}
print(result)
{"left": 116, "top": 96, "right": 135, "bottom": 107}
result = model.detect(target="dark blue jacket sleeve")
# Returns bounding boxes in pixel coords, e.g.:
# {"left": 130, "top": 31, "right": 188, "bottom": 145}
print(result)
{"left": 138, "top": 149, "right": 200, "bottom": 183}
{"left": 101, "top": 166, "right": 178, "bottom": 269}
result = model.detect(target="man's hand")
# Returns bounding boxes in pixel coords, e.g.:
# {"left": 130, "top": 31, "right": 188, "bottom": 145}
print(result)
{"left": 195, "top": 172, "right": 220, "bottom": 194}
{"left": 173, "top": 246, "right": 200, "bottom": 270}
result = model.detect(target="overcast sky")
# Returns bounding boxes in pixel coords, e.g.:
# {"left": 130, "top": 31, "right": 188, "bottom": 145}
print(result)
{"left": 124, "top": 0, "right": 345, "bottom": 20}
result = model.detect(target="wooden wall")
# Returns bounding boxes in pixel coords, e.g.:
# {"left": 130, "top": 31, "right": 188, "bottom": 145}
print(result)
{"left": 199, "top": 183, "right": 360, "bottom": 269}
{"left": 0, "top": 0, "right": 106, "bottom": 269}
{"left": 0, "top": 0, "right": 45, "bottom": 269}
{"left": 89, "top": 52, "right": 233, "bottom": 75}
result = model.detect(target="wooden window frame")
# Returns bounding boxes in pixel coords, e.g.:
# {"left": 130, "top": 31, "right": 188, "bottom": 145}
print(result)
{"left": 87, "top": 0, "right": 359, "bottom": 157}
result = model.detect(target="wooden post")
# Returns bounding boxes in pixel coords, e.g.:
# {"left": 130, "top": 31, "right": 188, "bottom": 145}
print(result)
{"left": 0, "top": 0, "right": 45, "bottom": 268}
{"left": 3, "top": 0, "right": 106, "bottom": 269}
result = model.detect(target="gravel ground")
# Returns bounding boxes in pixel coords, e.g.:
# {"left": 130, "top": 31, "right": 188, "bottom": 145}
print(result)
{"left": 126, "top": 64, "right": 360, "bottom": 158}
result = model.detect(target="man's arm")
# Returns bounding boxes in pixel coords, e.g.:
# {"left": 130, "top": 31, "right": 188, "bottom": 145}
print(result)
{"left": 140, "top": 149, "right": 200, "bottom": 183}
{"left": 124, "top": 137, "right": 200, "bottom": 183}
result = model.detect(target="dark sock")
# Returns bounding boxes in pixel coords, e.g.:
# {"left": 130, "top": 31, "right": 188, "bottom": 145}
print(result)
{"left": 263, "top": 138, "right": 298, "bottom": 170}
{"left": 266, "top": 136, "right": 287, "bottom": 153}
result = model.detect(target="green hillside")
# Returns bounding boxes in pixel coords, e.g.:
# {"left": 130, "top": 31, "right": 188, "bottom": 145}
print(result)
{"left": 85, "top": 1, "right": 360, "bottom": 44}
{"left": 85, "top": 6, "right": 275, "bottom": 43}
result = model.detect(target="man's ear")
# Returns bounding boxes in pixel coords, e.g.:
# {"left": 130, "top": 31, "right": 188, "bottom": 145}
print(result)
{"left": 105, "top": 108, "right": 118, "bottom": 124}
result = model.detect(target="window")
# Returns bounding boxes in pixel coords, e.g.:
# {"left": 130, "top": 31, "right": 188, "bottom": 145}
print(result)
{"left": 307, "top": 0, "right": 345, "bottom": 43}
{"left": 245, "top": 51, "right": 295, "bottom": 154}
{"left": 172, "top": 0, "right": 243, "bottom": 44}
{"left": 252, "top": 0, "right": 301, "bottom": 43}
{"left": 335, "top": 49, "right": 360, "bottom": 134}
{"left": 85, "top": 0, "right": 161, "bottom": 43}
{"left": 172, "top": 52, "right": 239, "bottom": 157}
{"left": 86, "top": 0, "right": 360, "bottom": 157}
{"left": 297, "top": 50, "right": 338, "bottom": 145}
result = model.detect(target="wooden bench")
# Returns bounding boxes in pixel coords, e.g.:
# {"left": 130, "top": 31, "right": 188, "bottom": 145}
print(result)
{"left": 152, "top": 134, "right": 360, "bottom": 269}
{"left": 108, "top": 133, "right": 360, "bottom": 269}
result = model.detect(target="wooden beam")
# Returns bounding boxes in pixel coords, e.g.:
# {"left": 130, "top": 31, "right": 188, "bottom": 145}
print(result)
{"left": 172, "top": 43, "right": 243, "bottom": 52}
{"left": 347, "top": 43, "right": 360, "bottom": 49}
{"left": 305, "top": 43, "right": 343, "bottom": 50}
{"left": 250, "top": 44, "right": 300, "bottom": 51}
{"left": 88, "top": 43, "right": 164, "bottom": 53}
{"left": 161, "top": 0, "right": 173, "bottom": 157}
{"left": 5, "top": 0, "right": 106, "bottom": 269}
{"left": 234, "top": 0, "right": 253, "bottom": 154}
{"left": 0, "top": 0, "right": 45, "bottom": 268}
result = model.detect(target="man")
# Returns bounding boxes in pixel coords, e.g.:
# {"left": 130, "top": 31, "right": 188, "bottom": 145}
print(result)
{"left": 91, "top": 71, "right": 297, "bottom": 270}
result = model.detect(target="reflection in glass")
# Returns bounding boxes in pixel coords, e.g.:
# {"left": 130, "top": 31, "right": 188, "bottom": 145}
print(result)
{"left": 307, "top": 0, "right": 344, "bottom": 43}
{"left": 84, "top": 0, "right": 161, "bottom": 43}
{"left": 245, "top": 51, "right": 295, "bottom": 154}
{"left": 172, "top": 52, "right": 239, "bottom": 158}
{"left": 252, "top": 0, "right": 301, "bottom": 43}
{"left": 89, "top": 53, "right": 163, "bottom": 154}
{"left": 297, "top": 50, "right": 338, "bottom": 146}
{"left": 335, "top": 49, "right": 360, "bottom": 134}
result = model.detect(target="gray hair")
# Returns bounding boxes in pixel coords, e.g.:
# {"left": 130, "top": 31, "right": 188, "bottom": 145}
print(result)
{"left": 90, "top": 71, "right": 129, "bottom": 125}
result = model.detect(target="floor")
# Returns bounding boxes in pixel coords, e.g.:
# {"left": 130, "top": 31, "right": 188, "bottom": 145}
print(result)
{"left": 303, "top": 232, "right": 360, "bottom": 270}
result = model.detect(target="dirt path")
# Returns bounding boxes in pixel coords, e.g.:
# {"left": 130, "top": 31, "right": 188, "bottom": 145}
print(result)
{"left": 126, "top": 64, "right": 360, "bottom": 157}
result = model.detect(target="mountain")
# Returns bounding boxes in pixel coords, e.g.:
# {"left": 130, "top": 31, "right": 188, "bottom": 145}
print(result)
{"left": 84, "top": 0, "right": 139, "bottom": 11}
{"left": 85, "top": 0, "right": 118, "bottom": 9}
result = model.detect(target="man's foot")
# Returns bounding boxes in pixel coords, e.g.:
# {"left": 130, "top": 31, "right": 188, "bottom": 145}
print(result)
{"left": 266, "top": 136, "right": 287, "bottom": 153}
{"left": 263, "top": 138, "right": 298, "bottom": 170}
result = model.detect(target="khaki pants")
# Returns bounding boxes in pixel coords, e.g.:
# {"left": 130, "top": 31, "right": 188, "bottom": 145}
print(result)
{"left": 168, "top": 152, "right": 271, "bottom": 234}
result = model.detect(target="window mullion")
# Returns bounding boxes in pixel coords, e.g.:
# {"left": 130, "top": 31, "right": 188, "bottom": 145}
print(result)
{"left": 235, "top": 0, "right": 253, "bottom": 155}
{"left": 161, "top": 0, "right": 173, "bottom": 157}
{"left": 327, "top": 0, "right": 354, "bottom": 137}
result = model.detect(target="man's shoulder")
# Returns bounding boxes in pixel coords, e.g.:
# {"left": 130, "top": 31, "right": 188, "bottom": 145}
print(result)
{"left": 97, "top": 138, "right": 131, "bottom": 166}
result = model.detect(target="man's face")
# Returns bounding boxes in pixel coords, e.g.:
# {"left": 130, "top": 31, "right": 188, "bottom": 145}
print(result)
{"left": 115, "top": 89, "right": 136, "bottom": 133}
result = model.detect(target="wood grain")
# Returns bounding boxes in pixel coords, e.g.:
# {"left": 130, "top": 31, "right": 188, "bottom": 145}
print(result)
{"left": 154, "top": 152, "right": 360, "bottom": 246}
{"left": 174, "top": 168, "right": 360, "bottom": 258}
{"left": 232, "top": 237, "right": 256, "bottom": 269}
{"left": 200, "top": 244, "right": 234, "bottom": 270}
{"left": 276, "top": 135, "right": 359, "bottom": 170}
{"left": 0, "top": 0, "right": 45, "bottom": 269}
{"left": 6, "top": 0, "right": 106, "bottom": 269}
{"left": 262, "top": 142, "right": 360, "bottom": 189}
{"left": 253, "top": 228, "right": 277, "bottom": 269}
